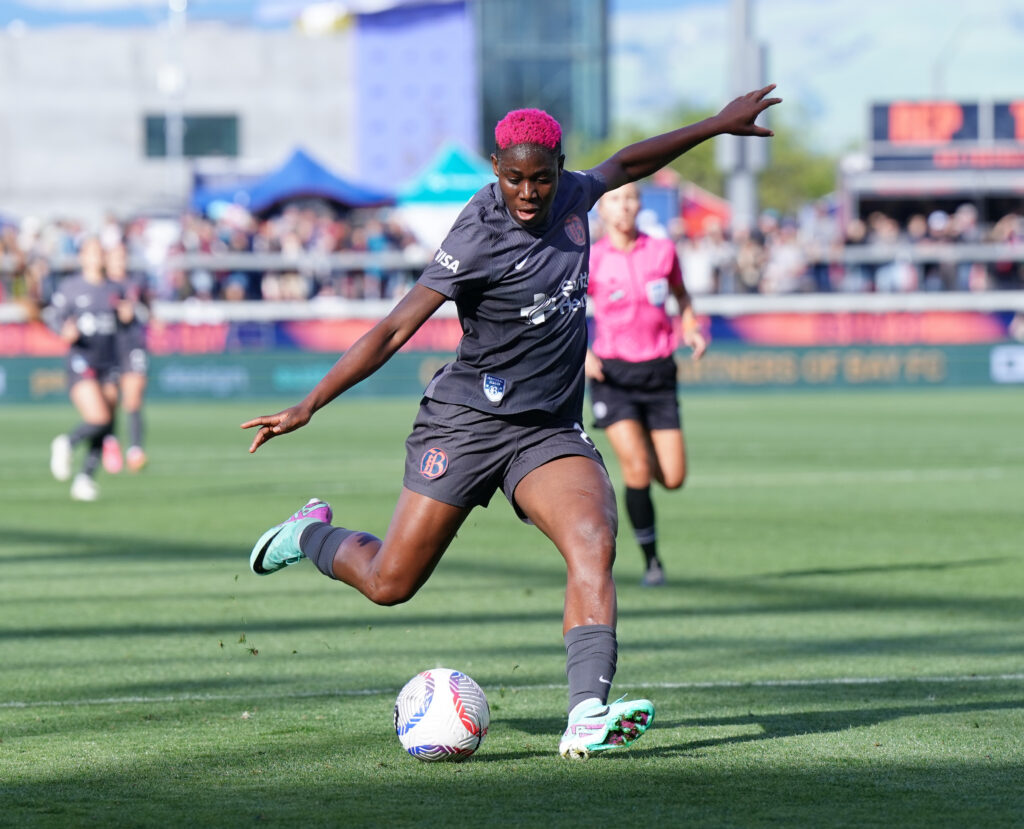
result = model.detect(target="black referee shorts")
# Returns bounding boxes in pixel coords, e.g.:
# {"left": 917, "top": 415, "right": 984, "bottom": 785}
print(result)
{"left": 589, "top": 355, "right": 680, "bottom": 431}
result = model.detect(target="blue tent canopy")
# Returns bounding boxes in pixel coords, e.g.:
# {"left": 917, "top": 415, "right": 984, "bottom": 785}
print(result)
{"left": 190, "top": 148, "right": 394, "bottom": 215}
{"left": 397, "top": 143, "right": 494, "bottom": 205}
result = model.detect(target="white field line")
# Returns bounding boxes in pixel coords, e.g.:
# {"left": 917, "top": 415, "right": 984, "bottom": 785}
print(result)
{"left": 2, "top": 673, "right": 1023, "bottom": 711}
{"left": 693, "top": 466, "right": 1011, "bottom": 487}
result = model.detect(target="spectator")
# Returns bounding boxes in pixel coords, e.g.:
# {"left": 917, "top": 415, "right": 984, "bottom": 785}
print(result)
{"left": 761, "top": 219, "right": 808, "bottom": 293}
{"left": 5, "top": 203, "right": 1024, "bottom": 304}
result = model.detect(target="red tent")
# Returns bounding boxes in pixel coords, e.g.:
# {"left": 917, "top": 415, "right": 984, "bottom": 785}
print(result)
{"left": 680, "top": 182, "right": 731, "bottom": 237}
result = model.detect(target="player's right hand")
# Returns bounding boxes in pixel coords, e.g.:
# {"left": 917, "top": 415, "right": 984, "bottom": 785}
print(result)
{"left": 61, "top": 319, "right": 80, "bottom": 342}
{"left": 241, "top": 405, "right": 312, "bottom": 453}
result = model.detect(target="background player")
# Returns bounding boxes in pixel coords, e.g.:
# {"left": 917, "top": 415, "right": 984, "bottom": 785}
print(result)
{"left": 106, "top": 239, "right": 151, "bottom": 472}
{"left": 241, "top": 85, "right": 779, "bottom": 759}
{"left": 586, "top": 182, "right": 707, "bottom": 586}
{"left": 46, "top": 236, "right": 123, "bottom": 501}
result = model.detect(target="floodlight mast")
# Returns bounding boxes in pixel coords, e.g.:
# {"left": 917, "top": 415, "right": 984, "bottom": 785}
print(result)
{"left": 715, "top": 0, "right": 768, "bottom": 234}
{"left": 161, "top": 0, "right": 187, "bottom": 206}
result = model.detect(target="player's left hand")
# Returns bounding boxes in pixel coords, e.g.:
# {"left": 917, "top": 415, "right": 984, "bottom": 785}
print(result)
{"left": 241, "top": 405, "right": 313, "bottom": 453}
{"left": 683, "top": 328, "right": 708, "bottom": 360}
{"left": 714, "top": 84, "right": 781, "bottom": 137}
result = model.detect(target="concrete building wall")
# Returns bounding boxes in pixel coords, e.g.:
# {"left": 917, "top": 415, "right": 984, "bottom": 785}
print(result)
{"left": 0, "top": 24, "right": 355, "bottom": 222}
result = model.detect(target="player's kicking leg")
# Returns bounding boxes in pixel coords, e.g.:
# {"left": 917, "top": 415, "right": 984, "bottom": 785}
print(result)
{"left": 249, "top": 489, "right": 469, "bottom": 607}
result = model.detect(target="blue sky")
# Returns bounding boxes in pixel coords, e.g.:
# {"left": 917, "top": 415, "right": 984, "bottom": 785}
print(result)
{"left": 3, "top": 0, "right": 1022, "bottom": 153}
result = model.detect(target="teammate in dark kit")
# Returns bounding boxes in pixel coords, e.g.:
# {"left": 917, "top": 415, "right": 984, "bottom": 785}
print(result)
{"left": 243, "top": 85, "right": 780, "bottom": 758}
{"left": 47, "top": 236, "right": 123, "bottom": 501}
{"left": 106, "top": 240, "right": 151, "bottom": 472}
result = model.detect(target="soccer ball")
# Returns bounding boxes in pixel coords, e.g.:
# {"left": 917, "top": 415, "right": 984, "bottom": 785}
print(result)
{"left": 394, "top": 668, "right": 490, "bottom": 762}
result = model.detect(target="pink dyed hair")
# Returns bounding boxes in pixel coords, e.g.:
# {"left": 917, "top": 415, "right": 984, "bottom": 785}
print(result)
{"left": 494, "top": 108, "right": 562, "bottom": 151}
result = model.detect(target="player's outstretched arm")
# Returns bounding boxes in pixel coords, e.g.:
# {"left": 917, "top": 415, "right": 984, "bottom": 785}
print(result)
{"left": 241, "top": 283, "right": 447, "bottom": 453}
{"left": 593, "top": 84, "right": 781, "bottom": 191}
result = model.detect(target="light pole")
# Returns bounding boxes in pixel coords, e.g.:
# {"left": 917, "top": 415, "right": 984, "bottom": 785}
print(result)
{"left": 158, "top": 0, "right": 187, "bottom": 205}
{"left": 715, "top": 0, "right": 768, "bottom": 234}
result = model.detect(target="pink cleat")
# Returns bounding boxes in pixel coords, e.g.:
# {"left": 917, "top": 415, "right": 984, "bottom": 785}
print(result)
{"left": 102, "top": 434, "right": 123, "bottom": 474}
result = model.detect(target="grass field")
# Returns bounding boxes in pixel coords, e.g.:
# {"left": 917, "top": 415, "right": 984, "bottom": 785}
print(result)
{"left": 2, "top": 389, "right": 1023, "bottom": 827}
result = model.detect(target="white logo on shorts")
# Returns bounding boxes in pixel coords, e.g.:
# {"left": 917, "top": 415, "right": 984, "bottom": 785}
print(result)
{"left": 574, "top": 421, "right": 594, "bottom": 447}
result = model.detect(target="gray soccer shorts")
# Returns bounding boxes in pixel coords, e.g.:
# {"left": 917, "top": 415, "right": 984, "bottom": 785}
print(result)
{"left": 403, "top": 398, "right": 605, "bottom": 521}
{"left": 67, "top": 351, "right": 119, "bottom": 386}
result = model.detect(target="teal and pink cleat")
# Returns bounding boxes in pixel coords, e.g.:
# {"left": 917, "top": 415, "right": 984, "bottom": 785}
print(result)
{"left": 249, "top": 498, "right": 333, "bottom": 575}
{"left": 558, "top": 697, "right": 655, "bottom": 760}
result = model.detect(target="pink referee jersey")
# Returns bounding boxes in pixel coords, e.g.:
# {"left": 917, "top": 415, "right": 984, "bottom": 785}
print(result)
{"left": 587, "top": 233, "right": 683, "bottom": 362}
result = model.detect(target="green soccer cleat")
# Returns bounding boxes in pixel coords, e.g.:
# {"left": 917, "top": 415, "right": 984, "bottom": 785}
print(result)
{"left": 558, "top": 696, "right": 655, "bottom": 760}
{"left": 249, "top": 498, "right": 332, "bottom": 576}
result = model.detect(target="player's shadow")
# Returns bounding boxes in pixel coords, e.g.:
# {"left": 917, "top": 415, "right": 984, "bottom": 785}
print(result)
{"left": 1, "top": 526, "right": 240, "bottom": 564}
{"left": 759, "top": 556, "right": 1011, "bottom": 580}
{"left": 485, "top": 691, "right": 1024, "bottom": 762}
{"left": 617, "top": 696, "right": 1024, "bottom": 759}
{"left": 473, "top": 714, "right": 569, "bottom": 761}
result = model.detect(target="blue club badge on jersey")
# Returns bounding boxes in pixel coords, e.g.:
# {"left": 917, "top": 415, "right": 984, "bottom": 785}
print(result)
{"left": 482, "top": 373, "right": 506, "bottom": 403}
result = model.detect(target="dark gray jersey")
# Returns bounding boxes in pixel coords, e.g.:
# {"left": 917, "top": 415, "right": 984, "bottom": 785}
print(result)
{"left": 47, "top": 274, "right": 122, "bottom": 369}
{"left": 113, "top": 272, "right": 150, "bottom": 351}
{"left": 417, "top": 169, "right": 607, "bottom": 419}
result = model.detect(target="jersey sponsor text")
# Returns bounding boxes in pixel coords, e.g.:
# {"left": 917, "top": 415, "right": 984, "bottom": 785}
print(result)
{"left": 433, "top": 248, "right": 461, "bottom": 274}
{"left": 519, "top": 272, "right": 588, "bottom": 326}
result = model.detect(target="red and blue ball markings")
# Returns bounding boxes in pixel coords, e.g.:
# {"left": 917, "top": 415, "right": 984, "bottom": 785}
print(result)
{"left": 394, "top": 671, "right": 434, "bottom": 737}
{"left": 396, "top": 670, "right": 485, "bottom": 761}
{"left": 450, "top": 670, "right": 485, "bottom": 738}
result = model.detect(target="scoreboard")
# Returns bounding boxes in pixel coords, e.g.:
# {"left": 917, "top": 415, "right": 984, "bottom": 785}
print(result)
{"left": 870, "top": 101, "right": 1024, "bottom": 171}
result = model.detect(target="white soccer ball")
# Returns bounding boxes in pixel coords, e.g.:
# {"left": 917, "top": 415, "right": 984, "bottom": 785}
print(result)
{"left": 394, "top": 668, "right": 490, "bottom": 762}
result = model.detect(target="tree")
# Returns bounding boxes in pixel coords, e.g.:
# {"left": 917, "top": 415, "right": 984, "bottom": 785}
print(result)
{"left": 568, "top": 107, "right": 838, "bottom": 218}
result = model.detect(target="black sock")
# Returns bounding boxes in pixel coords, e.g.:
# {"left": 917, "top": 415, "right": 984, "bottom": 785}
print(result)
{"left": 299, "top": 523, "right": 358, "bottom": 580}
{"left": 564, "top": 624, "right": 617, "bottom": 715}
{"left": 68, "top": 421, "right": 107, "bottom": 449}
{"left": 128, "top": 410, "right": 144, "bottom": 448}
{"left": 81, "top": 422, "right": 112, "bottom": 477}
{"left": 625, "top": 486, "right": 658, "bottom": 566}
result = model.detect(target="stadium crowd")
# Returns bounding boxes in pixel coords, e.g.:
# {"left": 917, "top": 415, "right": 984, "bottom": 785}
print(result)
{"left": 1, "top": 199, "right": 1022, "bottom": 308}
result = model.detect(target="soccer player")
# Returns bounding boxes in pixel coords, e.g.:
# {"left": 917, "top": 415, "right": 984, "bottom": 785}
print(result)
{"left": 47, "top": 236, "right": 123, "bottom": 501}
{"left": 106, "top": 239, "right": 151, "bottom": 472}
{"left": 243, "top": 85, "right": 780, "bottom": 759}
{"left": 586, "top": 182, "right": 707, "bottom": 587}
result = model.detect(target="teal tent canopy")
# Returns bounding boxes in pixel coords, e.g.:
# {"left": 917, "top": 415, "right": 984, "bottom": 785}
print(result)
{"left": 397, "top": 143, "right": 494, "bottom": 205}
